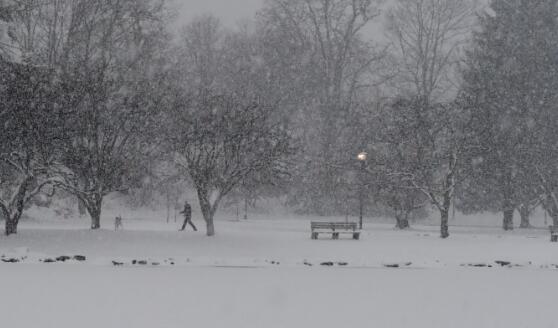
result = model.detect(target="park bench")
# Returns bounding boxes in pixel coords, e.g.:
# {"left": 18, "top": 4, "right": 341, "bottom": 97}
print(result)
{"left": 550, "top": 225, "right": 558, "bottom": 242}
{"left": 310, "top": 222, "right": 360, "bottom": 240}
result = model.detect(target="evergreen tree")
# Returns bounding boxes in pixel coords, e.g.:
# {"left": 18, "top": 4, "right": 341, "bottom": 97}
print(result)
{"left": 0, "top": 0, "right": 13, "bottom": 59}
{"left": 459, "top": 0, "right": 558, "bottom": 230}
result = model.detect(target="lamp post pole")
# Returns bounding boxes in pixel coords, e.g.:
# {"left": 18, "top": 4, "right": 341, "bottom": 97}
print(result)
{"left": 357, "top": 152, "right": 367, "bottom": 230}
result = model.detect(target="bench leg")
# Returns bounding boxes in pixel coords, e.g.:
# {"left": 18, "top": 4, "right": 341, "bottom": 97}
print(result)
{"left": 353, "top": 233, "right": 360, "bottom": 240}
{"left": 311, "top": 232, "right": 318, "bottom": 240}
{"left": 332, "top": 232, "right": 339, "bottom": 240}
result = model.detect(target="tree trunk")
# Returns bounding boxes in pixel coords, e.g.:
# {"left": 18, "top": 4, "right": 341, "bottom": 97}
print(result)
{"left": 395, "top": 212, "right": 410, "bottom": 230}
{"left": 206, "top": 218, "right": 215, "bottom": 236}
{"left": 439, "top": 155, "right": 454, "bottom": 239}
{"left": 4, "top": 176, "right": 34, "bottom": 236}
{"left": 440, "top": 182, "right": 452, "bottom": 239}
{"left": 440, "top": 208, "right": 449, "bottom": 239}
{"left": 553, "top": 211, "right": 558, "bottom": 228}
{"left": 243, "top": 196, "right": 248, "bottom": 220}
{"left": 501, "top": 173, "right": 515, "bottom": 231}
{"left": 77, "top": 177, "right": 87, "bottom": 216}
{"left": 5, "top": 208, "right": 23, "bottom": 236}
{"left": 84, "top": 194, "right": 103, "bottom": 230}
{"left": 549, "top": 202, "right": 558, "bottom": 227}
{"left": 502, "top": 208, "right": 514, "bottom": 231}
{"left": 5, "top": 217, "right": 18, "bottom": 236}
{"left": 518, "top": 205, "right": 532, "bottom": 229}
{"left": 197, "top": 188, "right": 218, "bottom": 237}
{"left": 89, "top": 209, "right": 101, "bottom": 230}
{"left": 4, "top": 200, "right": 25, "bottom": 236}
{"left": 542, "top": 193, "right": 558, "bottom": 227}
{"left": 78, "top": 198, "right": 86, "bottom": 216}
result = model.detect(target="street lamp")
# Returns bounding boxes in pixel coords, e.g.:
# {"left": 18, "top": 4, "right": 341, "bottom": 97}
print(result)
{"left": 357, "top": 152, "right": 367, "bottom": 230}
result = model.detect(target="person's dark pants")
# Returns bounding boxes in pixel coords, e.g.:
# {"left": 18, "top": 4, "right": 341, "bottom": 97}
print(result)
{"left": 180, "top": 217, "right": 197, "bottom": 231}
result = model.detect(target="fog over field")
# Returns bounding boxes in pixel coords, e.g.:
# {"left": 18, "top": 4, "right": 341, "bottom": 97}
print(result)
{"left": 177, "top": 0, "right": 264, "bottom": 26}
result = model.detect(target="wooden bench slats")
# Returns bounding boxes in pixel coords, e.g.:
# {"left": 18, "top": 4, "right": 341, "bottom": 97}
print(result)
{"left": 311, "top": 229, "right": 355, "bottom": 232}
{"left": 311, "top": 222, "right": 357, "bottom": 229}
{"left": 310, "top": 221, "right": 360, "bottom": 240}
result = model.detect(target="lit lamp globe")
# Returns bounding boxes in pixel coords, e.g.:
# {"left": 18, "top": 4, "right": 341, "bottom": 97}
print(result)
{"left": 357, "top": 152, "right": 367, "bottom": 161}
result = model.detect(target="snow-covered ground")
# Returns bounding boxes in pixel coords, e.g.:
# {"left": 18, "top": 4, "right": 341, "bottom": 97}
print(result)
{"left": 1, "top": 212, "right": 557, "bottom": 328}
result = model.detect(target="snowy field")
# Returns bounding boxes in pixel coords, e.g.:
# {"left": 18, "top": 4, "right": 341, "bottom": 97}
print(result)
{"left": 1, "top": 213, "right": 558, "bottom": 328}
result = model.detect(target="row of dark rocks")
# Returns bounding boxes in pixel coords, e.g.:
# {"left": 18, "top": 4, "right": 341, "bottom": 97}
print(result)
{"left": 1, "top": 254, "right": 177, "bottom": 266}
{"left": 41, "top": 255, "right": 86, "bottom": 263}
{"left": 1, "top": 255, "right": 86, "bottom": 263}
{"left": 460, "top": 260, "right": 521, "bottom": 268}
{"left": 300, "top": 261, "right": 349, "bottom": 267}
{"left": 112, "top": 259, "right": 176, "bottom": 266}
{"left": 458, "top": 260, "right": 557, "bottom": 268}
{"left": 3, "top": 256, "right": 555, "bottom": 269}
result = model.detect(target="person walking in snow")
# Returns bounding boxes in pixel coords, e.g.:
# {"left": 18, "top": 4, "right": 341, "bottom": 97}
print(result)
{"left": 179, "top": 201, "right": 197, "bottom": 231}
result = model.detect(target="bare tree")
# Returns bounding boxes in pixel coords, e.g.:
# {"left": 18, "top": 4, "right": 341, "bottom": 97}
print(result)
{"left": 0, "top": 60, "right": 59, "bottom": 235}
{"left": 380, "top": 0, "right": 477, "bottom": 238}
{"left": 375, "top": 96, "right": 468, "bottom": 238}
{"left": 386, "top": 0, "right": 477, "bottom": 101}
{"left": 169, "top": 94, "right": 292, "bottom": 236}
{"left": 49, "top": 0, "right": 170, "bottom": 229}
{"left": 167, "top": 15, "right": 293, "bottom": 236}
{"left": 373, "top": 98, "right": 429, "bottom": 229}
{"left": 259, "top": 0, "right": 385, "bottom": 214}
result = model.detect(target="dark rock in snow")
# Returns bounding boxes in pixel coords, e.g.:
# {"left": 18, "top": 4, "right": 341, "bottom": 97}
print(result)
{"left": 73, "top": 255, "right": 86, "bottom": 261}
{"left": 132, "top": 260, "right": 137, "bottom": 265}
{"left": 43, "top": 258, "right": 56, "bottom": 263}
{"left": 337, "top": 262, "right": 348, "bottom": 266}
{"left": 383, "top": 262, "right": 412, "bottom": 268}
{"left": 1, "top": 258, "right": 19, "bottom": 263}
{"left": 137, "top": 260, "right": 148, "bottom": 265}
{"left": 320, "top": 262, "right": 334, "bottom": 266}
{"left": 495, "top": 260, "right": 511, "bottom": 267}
{"left": 56, "top": 256, "right": 71, "bottom": 262}
{"left": 151, "top": 262, "right": 160, "bottom": 266}
{"left": 112, "top": 261, "right": 124, "bottom": 266}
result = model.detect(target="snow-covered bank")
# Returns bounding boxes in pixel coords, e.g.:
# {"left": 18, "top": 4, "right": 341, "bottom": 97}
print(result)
{"left": 2, "top": 264, "right": 556, "bottom": 328}
{"left": 1, "top": 218, "right": 557, "bottom": 267}
{"left": 1, "top": 218, "right": 557, "bottom": 328}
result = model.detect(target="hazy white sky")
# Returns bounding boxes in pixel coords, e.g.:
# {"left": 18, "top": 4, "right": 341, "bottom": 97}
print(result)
{"left": 176, "top": 0, "right": 265, "bottom": 26}
{"left": 173, "top": 0, "right": 389, "bottom": 40}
